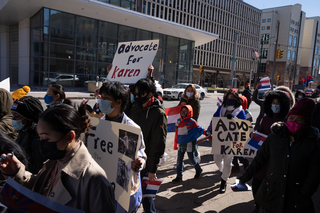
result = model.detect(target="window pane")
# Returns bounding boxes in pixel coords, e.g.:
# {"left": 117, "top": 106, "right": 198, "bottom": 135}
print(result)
{"left": 99, "top": 21, "right": 118, "bottom": 38}
{"left": 76, "top": 16, "right": 98, "bottom": 35}
{"left": 118, "top": 26, "right": 136, "bottom": 41}
{"left": 30, "top": 10, "right": 42, "bottom": 28}
{"left": 50, "top": 43, "right": 74, "bottom": 59}
{"left": 31, "top": 72, "right": 47, "bottom": 87}
{"left": 49, "top": 59, "right": 74, "bottom": 74}
{"left": 76, "top": 47, "right": 97, "bottom": 61}
{"left": 98, "top": 63, "right": 111, "bottom": 76}
{"left": 76, "top": 33, "right": 97, "bottom": 48}
{"left": 50, "top": 28, "right": 75, "bottom": 45}
{"left": 31, "top": 42, "right": 49, "bottom": 57}
{"left": 137, "top": 29, "right": 152, "bottom": 40}
{"left": 50, "top": 10, "right": 75, "bottom": 30}
{"left": 31, "top": 57, "right": 48, "bottom": 71}
{"left": 76, "top": 61, "right": 96, "bottom": 76}
{"left": 98, "top": 37, "right": 117, "bottom": 62}
{"left": 31, "top": 27, "right": 49, "bottom": 42}
{"left": 43, "top": 8, "right": 50, "bottom": 26}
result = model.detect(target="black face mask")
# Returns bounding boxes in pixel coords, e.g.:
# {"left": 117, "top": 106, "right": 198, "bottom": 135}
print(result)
{"left": 225, "top": 99, "right": 236, "bottom": 106}
{"left": 134, "top": 96, "right": 149, "bottom": 106}
{"left": 39, "top": 135, "right": 68, "bottom": 160}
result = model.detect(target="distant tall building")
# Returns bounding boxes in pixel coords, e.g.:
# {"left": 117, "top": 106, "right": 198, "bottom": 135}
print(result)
{"left": 139, "top": 0, "right": 262, "bottom": 87}
{"left": 258, "top": 4, "right": 306, "bottom": 88}
{"left": 300, "top": 16, "right": 320, "bottom": 86}
{"left": 0, "top": 0, "right": 218, "bottom": 88}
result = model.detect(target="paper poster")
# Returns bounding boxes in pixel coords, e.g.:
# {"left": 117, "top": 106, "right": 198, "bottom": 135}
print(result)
{"left": 0, "top": 77, "right": 10, "bottom": 92}
{"left": 211, "top": 117, "right": 255, "bottom": 157}
{"left": 83, "top": 117, "right": 142, "bottom": 212}
{"left": 107, "top": 40, "right": 159, "bottom": 84}
{"left": 245, "top": 131, "right": 268, "bottom": 151}
{"left": 0, "top": 178, "right": 84, "bottom": 213}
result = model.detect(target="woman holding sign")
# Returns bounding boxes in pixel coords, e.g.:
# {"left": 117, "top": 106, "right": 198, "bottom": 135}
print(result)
{"left": 206, "top": 88, "right": 246, "bottom": 193}
{"left": 0, "top": 104, "right": 115, "bottom": 213}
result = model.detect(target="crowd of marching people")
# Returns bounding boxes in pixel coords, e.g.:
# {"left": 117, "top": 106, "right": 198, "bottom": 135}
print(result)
{"left": 0, "top": 65, "right": 319, "bottom": 213}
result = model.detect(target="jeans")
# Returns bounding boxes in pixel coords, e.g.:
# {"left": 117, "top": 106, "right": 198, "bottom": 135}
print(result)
{"left": 140, "top": 169, "right": 156, "bottom": 213}
{"left": 176, "top": 150, "right": 202, "bottom": 178}
{"left": 232, "top": 157, "right": 249, "bottom": 168}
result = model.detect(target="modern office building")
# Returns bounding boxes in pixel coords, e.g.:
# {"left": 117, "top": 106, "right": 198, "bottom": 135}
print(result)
{"left": 258, "top": 4, "right": 306, "bottom": 87}
{"left": 300, "top": 16, "right": 320, "bottom": 86}
{"left": 0, "top": 0, "right": 218, "bottom": 88}
{"left": 139, "top": 0, "right": 261, "bottom": 87}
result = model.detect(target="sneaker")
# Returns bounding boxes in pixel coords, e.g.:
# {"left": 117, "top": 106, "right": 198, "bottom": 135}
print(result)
{"left": 194, "top": 169, "right": 203, "bottom": 179}
{"left": 231, "top": 166, "right": 240, "bottom": 173}
{"left": 172, "top": 177, "right": 182, "bottom": 183}
{"left": 243, "top": 162, "right": 250, "bottom": 171}
{"left": 219, "top": 178, "right": 227, "bottom": 193}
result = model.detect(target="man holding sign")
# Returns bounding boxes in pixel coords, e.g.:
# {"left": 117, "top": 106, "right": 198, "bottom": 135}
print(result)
{"left": 98, "top": 81, "right": 147, "bottom": 213}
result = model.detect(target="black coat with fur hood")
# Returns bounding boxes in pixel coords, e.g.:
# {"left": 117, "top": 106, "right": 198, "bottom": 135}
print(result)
{"left": 239, "top": 122, "right": 320, "bottom": 213}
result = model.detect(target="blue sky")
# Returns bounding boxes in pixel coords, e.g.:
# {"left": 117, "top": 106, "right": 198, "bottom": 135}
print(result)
{"left": 244, "top": 0, "right": 320, "bottom": 17}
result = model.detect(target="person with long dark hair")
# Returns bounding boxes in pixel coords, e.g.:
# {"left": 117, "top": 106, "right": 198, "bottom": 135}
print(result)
{"left": 0, "top": 104, "right": 115, "bottom": 212}
{"left": 44, "top": 84, "right": 72, "bottom": 107}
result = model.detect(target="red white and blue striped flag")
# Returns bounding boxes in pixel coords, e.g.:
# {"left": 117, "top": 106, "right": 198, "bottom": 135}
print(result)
{"left": 165, "top": 105, "right": 182, "bottom": 132}
{"left": 141, "top": 177, "right": 163, "bottom": 198}
{"left": 258, "top": 77, "right": 271, "bottom": 91}
{"left": 217, "top": 96, "right": 223, "bottom": 106}
{"left": 245, "top": 131, "right": 268, "bottom": 151}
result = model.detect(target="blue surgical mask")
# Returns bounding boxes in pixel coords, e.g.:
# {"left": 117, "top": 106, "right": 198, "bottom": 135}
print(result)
{"left": 95, "top": 98, "right": 101, "bottom": 104}
{"left": 44, "top": 94, "right": 54, "bottom": 105}
{"left": 99, "top": 99, "right": 114, "bottom": 115}
{"left": 12, "top": 119, "right": 25, "bottom": 130}
{"left": 131, "top": 94, "right": 135, "bottom": 103}
{"left": 298, "top": 95, "right": 303, "bottom": 99}
{"left": 271, "top": 104, "right": 280, "bottom": 113}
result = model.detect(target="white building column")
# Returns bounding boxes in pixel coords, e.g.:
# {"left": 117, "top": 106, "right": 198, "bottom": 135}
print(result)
{"left": 0, "top": 24, "right": 10, "bottom": 80}
{"left": 18, "top": 18, "right": 30, "bottom": 85}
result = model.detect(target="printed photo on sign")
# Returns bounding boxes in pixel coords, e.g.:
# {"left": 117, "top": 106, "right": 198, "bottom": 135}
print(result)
{"left": 116, "top": 158, "right": 131, "bottom": 192}
{"left": 118, "top": 129, "right": 138, "bottom": 160}
{"left": 211, "top": 117, "right": 255, "bottom": 157}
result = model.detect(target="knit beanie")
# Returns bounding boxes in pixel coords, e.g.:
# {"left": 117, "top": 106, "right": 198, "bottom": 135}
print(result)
{"left": 11, "top": 96, "right": 43, "bottom": 121}
{"left": 11, "top": 86, "right": 31, "bottom": 100}
{"left": 286, "top": 98, "right": 315, "bottom": 124}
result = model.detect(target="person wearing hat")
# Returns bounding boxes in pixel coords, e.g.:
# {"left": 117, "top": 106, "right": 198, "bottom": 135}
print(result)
{"left": 11, "top": 86, "right": 31, "bottom": 100}
{"left": 11, "top": 96, "right": 46, "bottom": 174}
{"left": 238, "top": 98, "right": 320, "bottom": 213}
{"left": 311, "top": 85, "right": 320, "bottom": 98}
{"left": 0, "top": 88, "right": 18, "bottom": 140}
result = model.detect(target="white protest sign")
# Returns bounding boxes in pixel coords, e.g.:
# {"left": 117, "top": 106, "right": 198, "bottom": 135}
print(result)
{"left": 0, "top": 77, "right": 10, "bottom": 92}
{"left": 211, "top": 117, "right": 255, "bottom": 157}
{"left": 107, "top": 40, "right": 159, "bottom": 84}
{"left": 83, "top": 117, "right": 141, "bottom": 212}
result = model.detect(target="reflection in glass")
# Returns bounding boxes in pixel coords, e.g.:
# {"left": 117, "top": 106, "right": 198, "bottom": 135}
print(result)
{"left": 76, "top": 47, "right": 97, "bottom": 61}
{"left": 76, "top": 33, "right": 97, "bottom": 48}
{"left": 137, "top": 29, "right": 152, "bottom": 40}
{"left": 50, "top": 43, "right": 74, "bottom": 59}
{"left": 50, "top": 10, "right": 75, "bottom": 30}
{"left": 119, "top": 26, "right": 136, "bottom": 42}
{"left": 49, "top": 59, "right": 74, "bottom": 74}
{"left": 99, "top": 21, "right": 118, "bottom": 38}
{"left": 76, "top": 16, "right": 98, "bottom": 35}
{"left": 50, "top": 28, "right": 75, "bottom": 45}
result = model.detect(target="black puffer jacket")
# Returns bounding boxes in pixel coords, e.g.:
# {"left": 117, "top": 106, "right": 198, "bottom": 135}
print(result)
{"left": 239, "top": 122, "right": 320, "bottom": 213}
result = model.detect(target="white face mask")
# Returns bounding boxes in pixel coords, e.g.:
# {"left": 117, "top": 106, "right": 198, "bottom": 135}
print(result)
{"left": 186, "top": 92, "right": 194, "bottom": 98}
{"left": 226, "top": 106, "right": 235, "bottom": 111}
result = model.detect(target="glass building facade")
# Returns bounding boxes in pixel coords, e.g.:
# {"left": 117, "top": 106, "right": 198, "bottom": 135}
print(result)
{"left": 30, "top": 8, "right": 194, "bottom": 88}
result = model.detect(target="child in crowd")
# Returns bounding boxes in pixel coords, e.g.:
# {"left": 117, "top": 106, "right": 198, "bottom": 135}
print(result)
{"left": 172, "top": 105, "right": 204, "bottom": 183}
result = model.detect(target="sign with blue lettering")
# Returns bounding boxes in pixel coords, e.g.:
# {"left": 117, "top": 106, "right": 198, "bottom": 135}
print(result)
{"left": 211, "top": 117, "right": 255, "bottom": 157}
{"left": 107, "top": 40, "right": 159, "bottom": 83}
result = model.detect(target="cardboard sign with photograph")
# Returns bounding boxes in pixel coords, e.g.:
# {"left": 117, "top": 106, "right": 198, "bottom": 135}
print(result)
{"left": 211, "top": 117, "right": 255, "bottom": 157}
{"left": 107, "top": 40, "right": 159, "bottom": 84}
{"left": 83, "top": 117, "right": 142, "bottom": 212}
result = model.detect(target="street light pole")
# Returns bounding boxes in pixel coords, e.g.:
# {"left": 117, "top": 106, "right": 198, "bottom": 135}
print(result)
{"left": 271, "top": 21, "right": 280, "bottom": 90}
{"left": 230, "top": 31, "right": 238, "bottom": 88}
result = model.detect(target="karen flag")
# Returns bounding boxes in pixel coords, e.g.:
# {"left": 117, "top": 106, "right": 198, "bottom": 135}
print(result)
{"left": 141, "top": 177, "right": 163, "bottom": 198}
{"left": 217, "top": 96, "right": 223, "bottom": 106}
{"left": 258, "top": 77, "right": 271, "bottom": 91}
{"left": 246, "top": 131, "right": 268, "bottom": 151}
{"left": 165, "top": 105, "right": 182, "bottom": 132}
